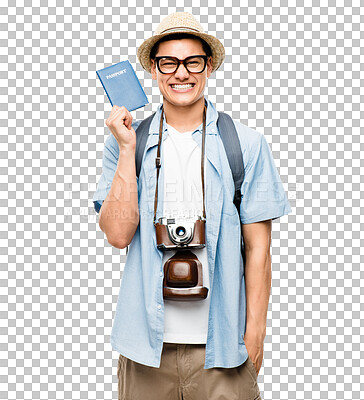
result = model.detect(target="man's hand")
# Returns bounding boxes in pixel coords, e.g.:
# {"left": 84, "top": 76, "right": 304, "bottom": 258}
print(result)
{"left": 105, "top": 105, "right": 136, "bottom": 149}
{"left": 244, "top": 329, "right": 264, "bottom": 376}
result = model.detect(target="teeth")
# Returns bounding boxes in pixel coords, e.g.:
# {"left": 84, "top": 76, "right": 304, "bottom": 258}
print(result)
{"left": 171, "top": 84, "right": 194, "bottom": 89}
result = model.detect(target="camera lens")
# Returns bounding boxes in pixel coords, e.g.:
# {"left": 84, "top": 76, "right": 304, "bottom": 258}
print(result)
{"left": 176, "top": 226, "right": 186, "bottom": 237}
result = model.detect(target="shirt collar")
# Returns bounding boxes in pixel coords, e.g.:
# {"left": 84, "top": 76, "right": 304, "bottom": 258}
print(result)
{"left": 149, "top": 97, "right": 218, "bottom": 136}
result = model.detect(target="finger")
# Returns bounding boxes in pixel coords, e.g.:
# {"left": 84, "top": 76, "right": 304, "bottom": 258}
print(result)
{"left": 123, "top": 112, "right": 133, "bottom": 130}
{"left": 127, "top": 117, "right": 132, "bottom": 130}
{"left": 105, "top": 107, "right": 126, "bottom": 127}
{"left": 123, "top": 109, "right": 132, "bottom": 129}
{"left": 108, "top": 105, "right": 121, "bottom": 119}
{"left": 108, "top": 107, "right": 132, "bottom": 128}
{"left": 107, "top": 106, "right": 125, "bottom": 124}
{"left": 105, "top": 106, "right": 121, "bottom": 126}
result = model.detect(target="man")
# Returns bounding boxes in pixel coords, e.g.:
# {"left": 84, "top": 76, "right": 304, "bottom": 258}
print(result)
{"left": 93, "top": 12, "right": 291, "bottom": 400}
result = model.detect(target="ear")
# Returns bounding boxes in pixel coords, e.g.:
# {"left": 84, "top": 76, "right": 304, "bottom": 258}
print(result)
{"left": 206, "top": 56, "right": 213, "bottom": 78}
{"left": 151, "top": 59, "right": 157, "bottom": 80}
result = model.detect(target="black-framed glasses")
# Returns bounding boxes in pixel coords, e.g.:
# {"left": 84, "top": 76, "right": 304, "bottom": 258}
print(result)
{"left": 154, "top": 55, "right": 208, "bottom": 74}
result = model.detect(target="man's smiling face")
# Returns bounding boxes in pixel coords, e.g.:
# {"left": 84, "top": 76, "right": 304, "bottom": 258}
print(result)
{"left": 150, "top": 38, "right": 213, "bottom": 108}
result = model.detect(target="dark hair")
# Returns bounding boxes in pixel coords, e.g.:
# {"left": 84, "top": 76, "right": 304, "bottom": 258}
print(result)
{"left": 150, "top": 32, "right": 212, "bottom": 60}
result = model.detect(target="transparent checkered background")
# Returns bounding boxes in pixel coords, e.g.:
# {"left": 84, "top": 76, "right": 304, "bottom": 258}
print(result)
{"left": 1, "top": 1, "right": 363, "bottom": 399}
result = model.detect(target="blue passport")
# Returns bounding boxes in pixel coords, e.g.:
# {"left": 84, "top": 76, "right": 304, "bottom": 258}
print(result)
{"left": 96, "top": 60, "right": 149, "bottom": 111}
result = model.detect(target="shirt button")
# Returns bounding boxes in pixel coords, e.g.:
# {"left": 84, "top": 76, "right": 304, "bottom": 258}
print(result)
{"left": 157, "top": 304, "right": 162, "bottom": 310}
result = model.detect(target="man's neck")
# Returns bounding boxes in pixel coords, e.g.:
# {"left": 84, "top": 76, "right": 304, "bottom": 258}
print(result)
{"left": 163, "top": 97, "right": 206, "bottom": 133}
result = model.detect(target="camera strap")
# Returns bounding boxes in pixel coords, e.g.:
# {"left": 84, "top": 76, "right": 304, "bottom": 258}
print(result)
{"left": 153, "top": 105, "right": 207, "bottom": 225}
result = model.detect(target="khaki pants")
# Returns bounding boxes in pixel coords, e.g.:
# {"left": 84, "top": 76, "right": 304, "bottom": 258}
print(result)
{"left": 117, "top": 343, "right": 262, "bottom": 400}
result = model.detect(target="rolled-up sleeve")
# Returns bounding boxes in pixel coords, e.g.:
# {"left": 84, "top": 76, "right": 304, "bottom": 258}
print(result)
{"left": 92, "top": 133, "right": 120, "bottom": 213}
{"left": 240, "top": 133, "right": 292, "bottom": 224}
{"left": 93, "top": 120, "right": 142, "bottom": 213}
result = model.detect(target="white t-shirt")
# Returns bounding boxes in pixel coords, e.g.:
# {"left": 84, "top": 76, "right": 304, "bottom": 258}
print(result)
{"left": 162, "top": 123, "right": 210, "bottom": 344}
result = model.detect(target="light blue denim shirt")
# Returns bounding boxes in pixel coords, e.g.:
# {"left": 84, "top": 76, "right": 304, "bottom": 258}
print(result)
{"left": 93, "top": 97, "right": 292, "bottom": 369}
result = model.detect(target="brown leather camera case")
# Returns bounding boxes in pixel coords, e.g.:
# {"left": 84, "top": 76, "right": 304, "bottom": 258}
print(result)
{"left": 163, "top": 250, "right": 208, "bottom": 301}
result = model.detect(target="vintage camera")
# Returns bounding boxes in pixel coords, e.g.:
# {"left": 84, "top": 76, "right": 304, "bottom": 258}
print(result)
{"left": 155, "top": 216, "right": 206, "bottom": 250}
{"left": 155, "top": 216, "right": 208, "bottom": 300}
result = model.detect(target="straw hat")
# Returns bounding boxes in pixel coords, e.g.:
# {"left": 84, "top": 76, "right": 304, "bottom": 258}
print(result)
{"left": 137, "top": 12, "right": 225, "bottom": 74}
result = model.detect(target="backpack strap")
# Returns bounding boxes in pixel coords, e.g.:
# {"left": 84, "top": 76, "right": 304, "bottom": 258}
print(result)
{"left": 216, "top": 111, "right": 245, "bottom": 215}
{"left": 135, "top": 112, "right": 156, "bottom": 178}
{"left": 216, "top": 111, "right": 246, "bottom": 263}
